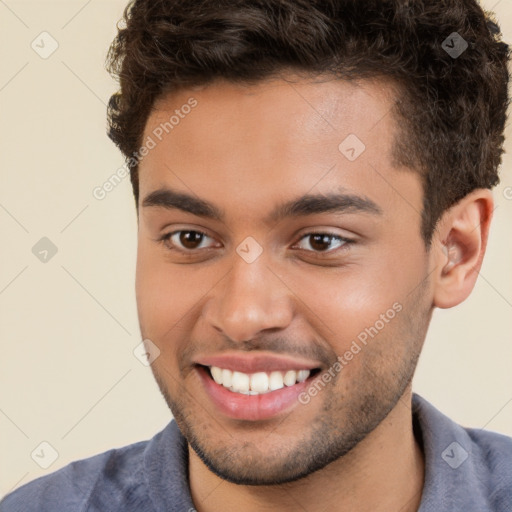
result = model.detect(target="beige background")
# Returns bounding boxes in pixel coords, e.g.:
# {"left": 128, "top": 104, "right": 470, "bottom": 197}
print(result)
{"left": 0, "top": 0, "right": 511, "bottom": 498}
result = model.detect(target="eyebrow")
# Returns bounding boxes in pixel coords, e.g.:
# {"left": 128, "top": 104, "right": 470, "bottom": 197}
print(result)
{"left": 142, "top": 187, "right": 382, "bottom": 224}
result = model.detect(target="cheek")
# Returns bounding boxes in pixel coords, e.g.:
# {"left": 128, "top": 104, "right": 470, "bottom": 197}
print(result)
{"left": 135, "top": 239, "right": 224, "bottom": 351}
{"left": 135, "top": 245, "right": 195, "bottom": 379}
{"left": 283, "top": 256, "right": 421, "bottom": 361}
{"left": 135, "top": 240, "right": 192, "bottom": 336}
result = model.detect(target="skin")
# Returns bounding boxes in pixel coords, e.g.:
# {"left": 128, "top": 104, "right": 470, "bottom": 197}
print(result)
{"left": 135, "top": 74, "right": 493, "bottom": 512}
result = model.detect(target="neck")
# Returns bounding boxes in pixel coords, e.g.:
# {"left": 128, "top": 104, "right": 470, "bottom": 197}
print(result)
{"left": 188, "top": 388, "right": 425, "bottom": 512}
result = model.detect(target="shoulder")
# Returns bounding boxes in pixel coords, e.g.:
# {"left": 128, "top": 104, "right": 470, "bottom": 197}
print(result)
{"left": 0, "top": 440, "right": 151, "bottom": 512}
{"left": 466, "top": 425, "right": 512, "bottom": 464}
{"left": 412, "top": 394, "right": 512, "bottom": 512}
{"left": 1, "top": 420, "right": 192, "bottom": 512}
{"left": 465, "top": 426, "right": 512, "bottom": 508}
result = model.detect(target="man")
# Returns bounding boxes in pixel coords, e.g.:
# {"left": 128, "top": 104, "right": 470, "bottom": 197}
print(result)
{"left": 1, "top": 0, "right": 511, "bottom": 510}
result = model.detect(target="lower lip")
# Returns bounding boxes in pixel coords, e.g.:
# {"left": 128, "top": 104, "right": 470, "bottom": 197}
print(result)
{"left": 196, "top": 366, "right": 314, "bottom": 421}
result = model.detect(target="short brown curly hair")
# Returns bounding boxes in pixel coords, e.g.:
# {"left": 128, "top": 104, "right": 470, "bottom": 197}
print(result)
{"left": 106, "top": 0, "right": 510, "bottom": 246}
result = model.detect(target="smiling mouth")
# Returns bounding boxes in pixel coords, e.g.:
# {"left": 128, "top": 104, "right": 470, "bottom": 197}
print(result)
{"left": 199, "top": 364, "right": 322, "bottom": 395}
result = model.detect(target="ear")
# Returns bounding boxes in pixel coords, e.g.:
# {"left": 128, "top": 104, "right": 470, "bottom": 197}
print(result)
{"left": 431, "top": 189, "right": 494, "bottom": 309}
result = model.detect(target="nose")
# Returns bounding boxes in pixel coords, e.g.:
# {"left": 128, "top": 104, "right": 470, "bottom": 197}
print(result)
{"left": 203, "top": 255, "right": 294, "bottom": 343}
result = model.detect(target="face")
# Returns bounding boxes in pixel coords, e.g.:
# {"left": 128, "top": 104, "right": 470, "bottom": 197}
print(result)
{"left": 135, "top": 75, "right": 434, "bottom": 485}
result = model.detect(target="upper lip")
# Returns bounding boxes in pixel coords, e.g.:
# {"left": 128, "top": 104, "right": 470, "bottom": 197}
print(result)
{"left": 194, "top": 352, "right": 323, "bottom": 373}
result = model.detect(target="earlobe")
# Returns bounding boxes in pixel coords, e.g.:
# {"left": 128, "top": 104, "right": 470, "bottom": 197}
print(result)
{"left": 432, "top": 190, "right": 494, "bottom": 309}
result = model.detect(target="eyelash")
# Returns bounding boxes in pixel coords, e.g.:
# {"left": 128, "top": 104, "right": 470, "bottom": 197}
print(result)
{"left": 157, "top": 230, "right": 354, "bottom": 256}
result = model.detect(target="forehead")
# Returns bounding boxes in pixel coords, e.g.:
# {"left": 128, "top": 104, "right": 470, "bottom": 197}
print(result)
{"left": 145, "top": 75, "right": 398, "bottom": 158}
{"left": 138, "top": 75, "right": 419, "bottom": 222}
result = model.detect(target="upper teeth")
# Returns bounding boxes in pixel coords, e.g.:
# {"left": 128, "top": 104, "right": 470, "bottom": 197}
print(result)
{"left": 209, "top": 366, "right": 310, "bottom": 395}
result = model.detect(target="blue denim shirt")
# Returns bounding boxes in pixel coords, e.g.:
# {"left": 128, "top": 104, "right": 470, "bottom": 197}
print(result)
{"left": 1, "top": 394, "right": 511, "bottom": 511}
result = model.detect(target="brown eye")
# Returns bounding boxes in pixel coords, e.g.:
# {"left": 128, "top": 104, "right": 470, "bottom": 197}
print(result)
{"left": 161, "top": 230, "right": 216, "bottom": 251}
{"left": 309, "top": 234, "right": 334, "bottom": 252}
{"left": 179, "top": 231, "right": 204, "bottom": 249}
{"left": 295, "top": 233, "right": 351, "bottom": 253}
